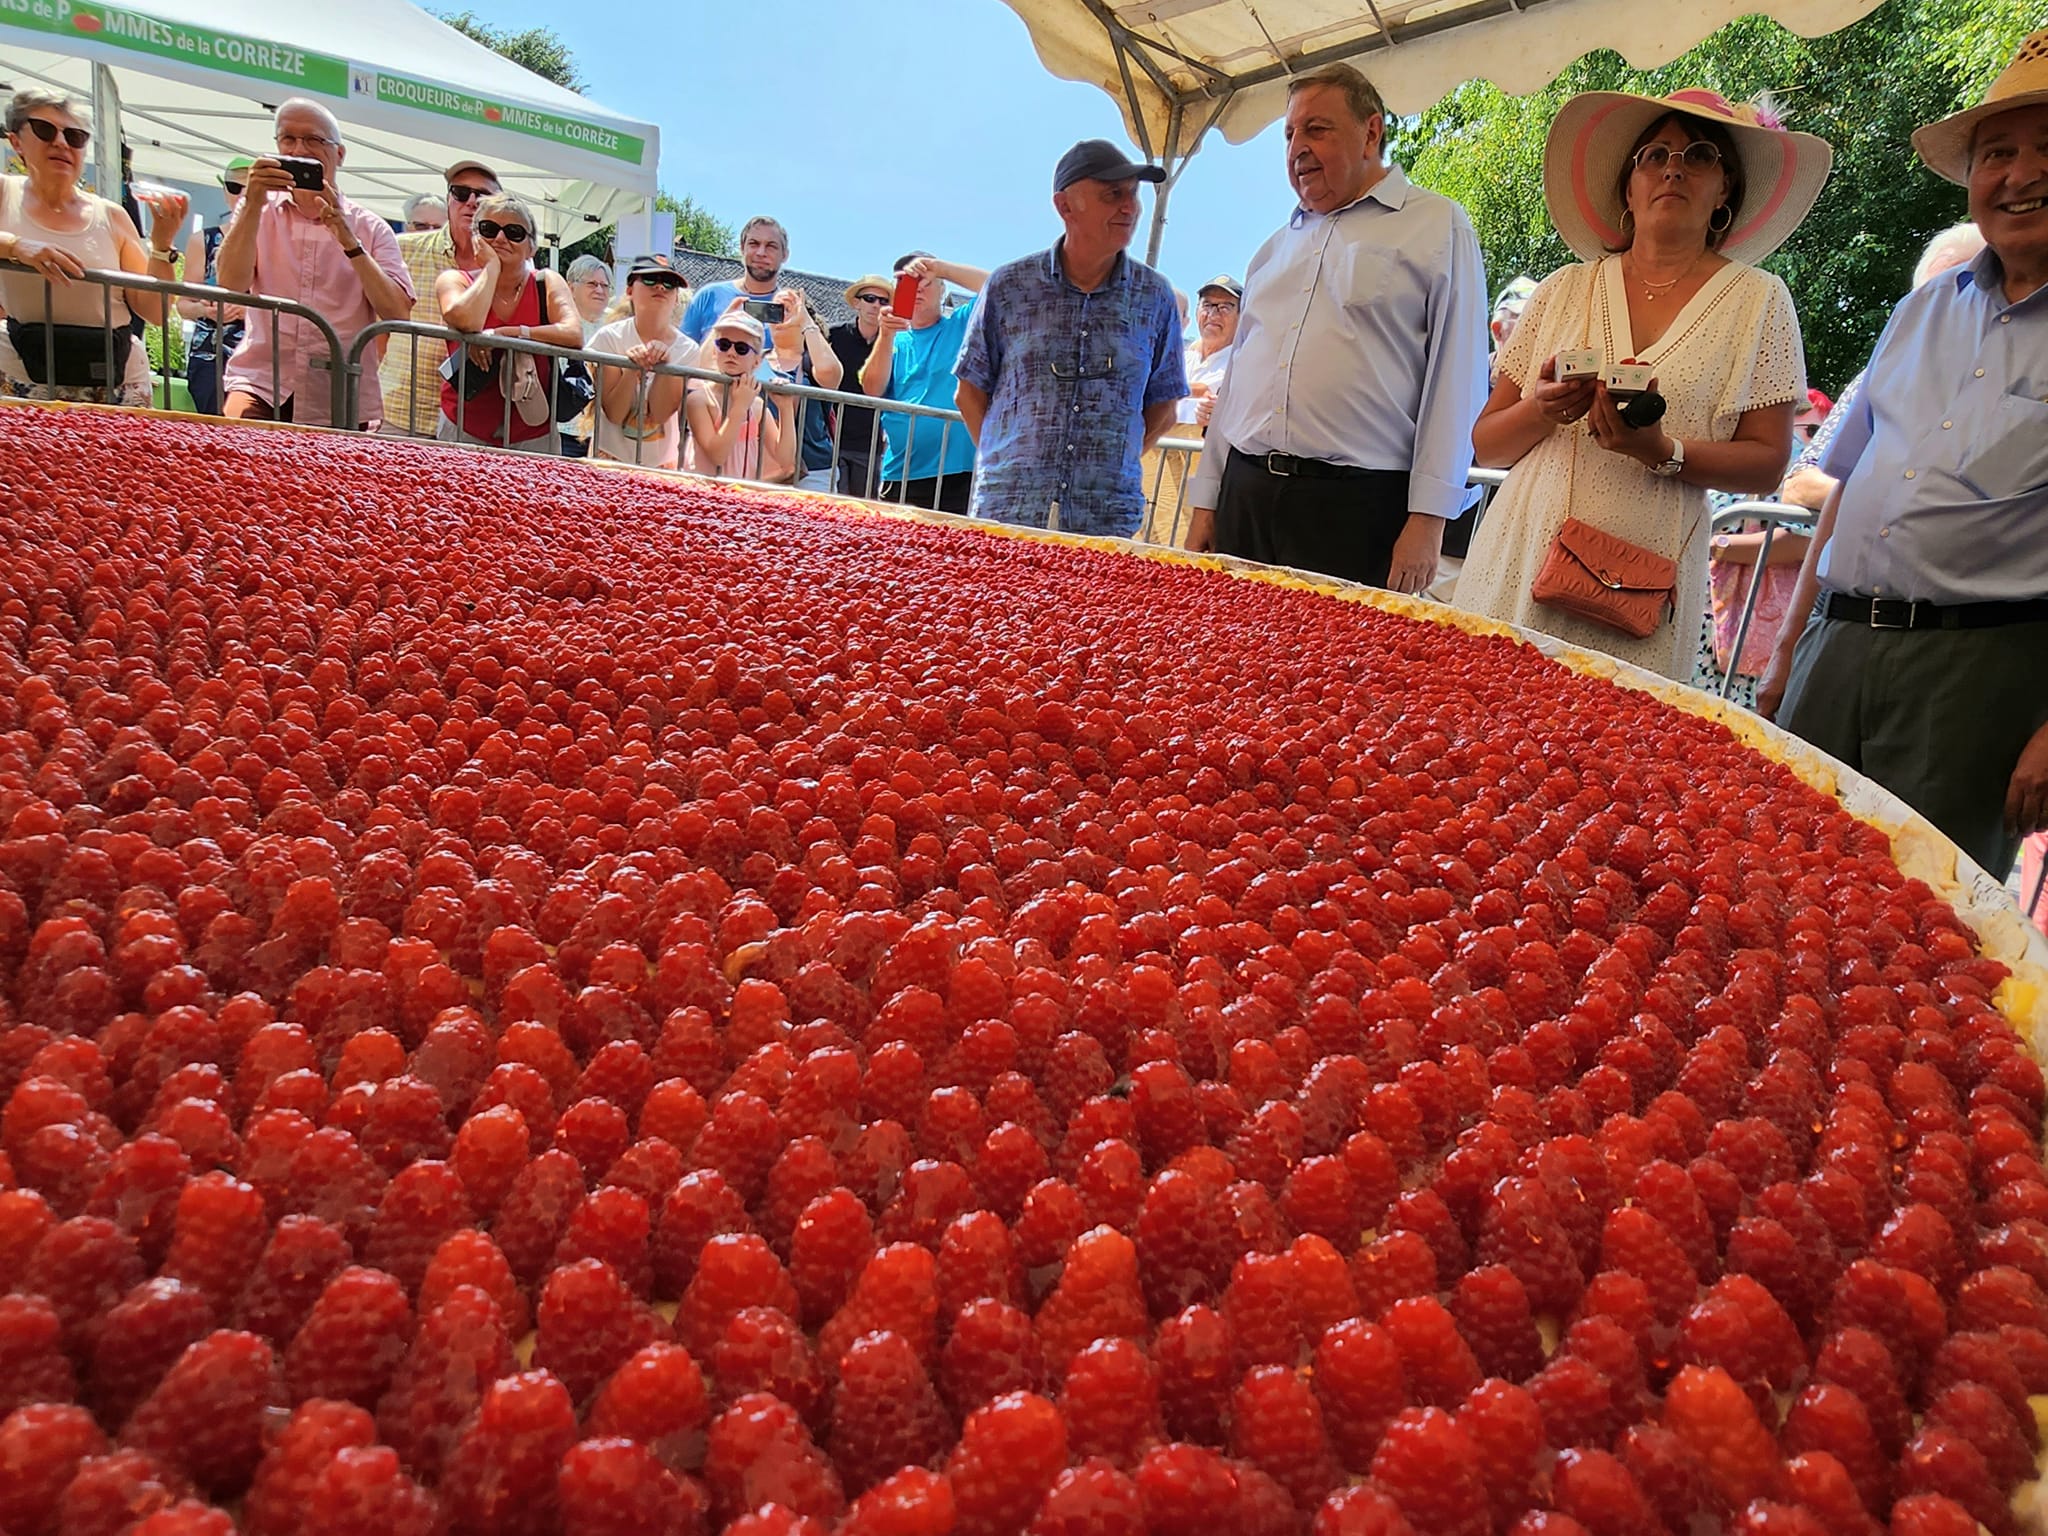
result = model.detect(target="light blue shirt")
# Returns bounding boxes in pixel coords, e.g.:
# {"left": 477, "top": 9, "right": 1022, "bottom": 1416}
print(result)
{"left": 1188, "top": 164, "right": 1490, "bottom": 520}
{"left": 1819, "top": 248, "right": 2048, "bottom": 604}
{"left": 878, "top": 299, "right": 979, "bottom": 485}
{"left": 682, "top": 280, "right": 781, "bottom": 344}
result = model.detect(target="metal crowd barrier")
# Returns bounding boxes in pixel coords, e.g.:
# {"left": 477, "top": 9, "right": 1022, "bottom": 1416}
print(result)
{"left": 1709, "top": 499, "right": 1819, "bottom": 699}
{"left": 0, "top": 259, "right": 348, "bottom": 425}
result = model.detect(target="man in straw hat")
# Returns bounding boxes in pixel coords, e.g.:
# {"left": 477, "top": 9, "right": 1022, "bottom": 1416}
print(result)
{"left": 1761, "top": 28, "right": 2048, "bottom": 876}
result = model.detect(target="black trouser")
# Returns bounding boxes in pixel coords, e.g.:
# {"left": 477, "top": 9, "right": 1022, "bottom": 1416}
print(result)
{"left": 1779, "top": 605, "right": 2048, "bottom": 875}
{"left": 1213, "top": 449, "right": 1411, "bottom": 587}
{"left": 880, "top": 471, "right": 973, "bottom": 514}
{"left": 839, "top": 452, "right": 880, "bottom": 501}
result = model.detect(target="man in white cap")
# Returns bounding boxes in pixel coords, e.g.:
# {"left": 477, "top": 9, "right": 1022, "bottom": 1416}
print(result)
{"left": 1762, "top": 27, "right": 2048, "bottom": 875}
{"left": 379, "top": 157, "right": 503, "bottom": 436}
{"left": 1139, "top": 273, "right": 1239, "bottom": 542}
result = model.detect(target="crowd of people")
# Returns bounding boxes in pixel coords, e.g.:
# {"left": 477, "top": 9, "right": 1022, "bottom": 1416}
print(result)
{"left": 1, "top": 28, "right": 2044, "bottom": 896}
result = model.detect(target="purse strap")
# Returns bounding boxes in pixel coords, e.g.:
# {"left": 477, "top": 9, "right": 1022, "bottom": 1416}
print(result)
{"left": 1591, "top": 260, "right": 1703, "bottom": 570}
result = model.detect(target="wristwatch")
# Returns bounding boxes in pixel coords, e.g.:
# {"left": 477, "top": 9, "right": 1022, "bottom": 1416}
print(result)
{"left": 340, "top": 245, "right": 364, "bottom": 260}
{"left": 1650, "top": 437, "right": 1686, "bottom": 479}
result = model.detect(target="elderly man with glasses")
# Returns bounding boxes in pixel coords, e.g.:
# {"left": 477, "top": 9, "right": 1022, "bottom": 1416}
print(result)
{"left": 379, "top": 158, "right": 503, "bottom": 437}
{"left": 216, "top": 98, "right": 412, "bottom": 429}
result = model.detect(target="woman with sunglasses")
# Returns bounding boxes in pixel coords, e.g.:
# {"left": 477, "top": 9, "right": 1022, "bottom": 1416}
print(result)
{"left": 590, "top": 255, "right": 698, "bottom": 470}
{"left": 1457, "top": 91, "right": 1828, "bottom": 682}
{"left": 0, "top": 87, "right": 185, "bottom": 405}
{"left": 684, "top": 311, "right": 798, "bottom": 482}
{"left": 178, "top": 155, "right": 253, "bottom": 416}
{"left": 432, "top": 191, "right": 581, "bottom": 452}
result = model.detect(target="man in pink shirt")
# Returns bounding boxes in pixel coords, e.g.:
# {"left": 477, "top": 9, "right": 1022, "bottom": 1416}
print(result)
{"left": 217, "top": 98, "right": 413, "bottom": 429}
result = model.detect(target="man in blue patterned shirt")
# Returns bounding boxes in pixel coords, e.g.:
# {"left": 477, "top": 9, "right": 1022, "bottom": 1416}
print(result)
{"left": 954, "top": 140, "right": 1187, "bottom": 538}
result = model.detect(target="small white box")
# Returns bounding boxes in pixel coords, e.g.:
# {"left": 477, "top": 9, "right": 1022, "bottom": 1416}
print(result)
{"left": 1556, "top": 349, "right": 1601, "bottom": 381}
{"left": 1604, "top": 362, "right": 1654, "bottom": 397}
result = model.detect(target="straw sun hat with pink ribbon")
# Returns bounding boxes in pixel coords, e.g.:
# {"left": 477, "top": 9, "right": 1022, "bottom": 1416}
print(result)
{"left": 1543, "top": 88, "right": 1834, "bottom": 265}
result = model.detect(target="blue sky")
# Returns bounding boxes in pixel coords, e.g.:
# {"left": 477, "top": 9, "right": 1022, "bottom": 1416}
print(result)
{"left": 458, "top": 0, "right": 1298, "bottom": 297}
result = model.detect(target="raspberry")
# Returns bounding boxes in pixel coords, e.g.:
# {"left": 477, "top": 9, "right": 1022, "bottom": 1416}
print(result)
{"left": 376, "top": 1283, "right": 513, "bottom": 1482}
{"left": 1455, "top": 1379, "right": 1546, "bottom": 1532}
{"left": 126, "top": 1502, "right": 236, "bottom": 1536}
{"left": 879, "top": 1160, "right": 979, "bottom": 1250}
{"left": 1021, "top": 1458, "right": 1141, "bottom": 1536}
{"left": 406, "top": 1012, "right": 493, "bottom": 1121}
{"left": 418, "top": 1227, "right": 529, "bottom": 1336}
{"left": 285, "top": 1266, "right": 414, "bottom": 1408}
{"left": 449, "top": 1103, "right": 531, "bottom": 1220}
{"left": 1780, "top": 1382, "right": 1890, "bottom": 1518}
{"left": 1872, "top": 1204, "right": 1964, "bottom": 1296}
{"left": 588, "top": 1342, "right": 710, "bottom": 1464}
{"left": 1448, "top": 1264, "right": 1543, "bottom": 1382}
{"left": 493, "top": 1147, "right": 587, "bottom": 1286}
{"left": 946, "top": 1391, "right": 1068, "bottom": 1536}
{"left": 1927, "top": 1378, "right": 2037, "bottom": 1484}
{"left": 82, "top": 1135, "right": 189, "bottom": 1270}
{"left": 233, "top": 1214, "right": 354, "bottom": 1346}
{"left": 1310, "top": 1485, "right": 1419, "bottom": 1535}
{"left": 1897, "top": 1426, "right": 2014, "bottom": 1536}
{"left": 1997, "top": 1321, "right": 2048, "bottom": 1391}
{"left": 1133, "top": 1169, "right": 1230, "bottom": 1318}
{"left": 1053, "top": 1336, "right": 1161, "bottom": 1472}
{"left": 356, "top": 1161, "right": 467, "bottom": 1295}
{"left": 1528, "top": 1353, "right": 1619, "bottom": 1450}
{"left": 1279, "top": 1155, "right": 1362, "bottom": 1250}
{"left": 1888, "top": 1493, "right": 1990, "bottom": 1536}
{"left": 1826, "top": 1261, "right": 1945, "bottom": 1383}
{"left": 1387, "top": 1186, "right": 1470, "bottom": 1277}
{"left": 1381, "top": 1296, "right": 1483, "bottom": 1410}
{"left": 1502, "top": 1518, "right": 1590, "bottom": 1536}
{"left": 1781, "top": 1452, "right": 1884, "bottom": 1536}
{"left": 54, "top": 1450, "right": 184, "bottom": 1536}
{"left": 1597, "top": 1205, "right": 1697, "bottom": 1324}
{"left": 557, "top": 1437, "right": 707, "bottom": 1536}
{"left": 1617, "top": 1422, "right": 1720, "bottom": 1536}
{"left": 1724, "top": 1216, "right": 1813, "bottom": 1330}
{"left": 1953, "top": 1264, "right": 2048, "bottom": 1334}
{"left": 1475, "top": 1176, "right": 1583, "bottom": 1317}
{"left": 1221, "top": 1249, "right": 1305, "bottom": 1372}
{"left": 1813, "top": 1328, "right": 1912, "bottom": 1455}
{"left": 1549, "top": 1448, "right": 1660, "bottom": 1536}
{"left": 829, "top": 1330, "right": 952, "bottom": 1494}
{"left": 941, "top": 1300, "right": 1044, "bottom": 1421}
{"left": 1351, "top": 1232, "right": 1437, "bottom": 1320}
{"left": 722, "top": 1509, "right": 827, "bottom": 1536}
{"left": 1922, "top": 1330, "right": 2030, "bottom": 1427}
{"left": 693, "top": 1090, "right": 783, "bottom": 1204}
{"left": 0, "top": 1294, "right": 76, "bottom": 1416}
{"left": 1367, "top": 1407, "right": 1487, "bottom": 1536}
{"left": 712, "top": 1307, "right": 827, "bottom": 1429}
{"left": 819, "top": 1241, "right": 943, "bottom": 1380}
{"left": 121, "top": 1330, "right": 285, "bottom": 1497}
{"left": 23, "top": 1215, "right": 144, "bottom": 1357}
{"left": 789, "top": 1187, "right": 877, "bottom": 1327}
{"left": 1034, "top": 1226, "right": 1149, "bottom": 1383}
{"left": 1154, "top": 1303, "right": 1234, "bottom": 1446}
{"left": 1313, "top": 1318, "right": 1406, "bottom": 1472}
{"left": 1728, "top": 1501, "right": 1828, "bottom": 1536}
{"left": 1231, "top": 1365, "right": 1339, "bottom": 1512}
{"left": 1133, "top": 1442, "right": 1239, "bottom": 1533}
{"left": 702, "top": 1392, "right": 846, "bottom": 1528}
{"left": 1013, "top": 1178, "right": 1090, "bottom": 1271}
{"left": 935, "top": 1210, "right": 1026, "bottom": 1317}
{"left": 602, "top": 1138, "right": 685, "bottom": 1207}
{"left": 284, "top": 1127, "right": 386, "bottom": 1248}
{"left": 86, "top": 1279, "right": 214, "bottom": 1430}
{"left": 0, "top": 1403, "right": 107, "bottom": 1536}
{"left": 440, "top": 1371, "right": 583, "bottom": 1536}
{"left": 357, "top": 1076, "right": 452, "bottom": 1174}
{"left": 1661, "top": 1364, "right": 1784, "bottom": 1511}
{"left": 0, "top": 1187, "right": 56, "bottom": 1293}
{"left": 535, "top": 1258, "right": 664, "bottom": 1405}
{"left": 1571, "top": 1270, "right": 1655, "bottom": 1357}
{"left": 1560, "top": 1316, "right": 1650, "bottom": 1423}
{"left": 553, "top": 1186, "right": 654, "bottom": 1296}
{"left": 304, "top": 1445, "right": 437, "bottom": 1536}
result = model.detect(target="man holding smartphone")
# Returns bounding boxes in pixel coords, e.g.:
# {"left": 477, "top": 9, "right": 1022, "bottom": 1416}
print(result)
{"left": 681, "top": 216, "right": 791, "bottom": 343}
{"left": 217, "top": 99, "right": 412, "bottom": 429}
{"left": 858, "top": 252, "right": 990, "bottom": 512}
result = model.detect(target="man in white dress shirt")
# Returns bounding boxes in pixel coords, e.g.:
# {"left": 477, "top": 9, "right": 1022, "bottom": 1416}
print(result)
{"left": 1184, "top": 63, "right": 1490, "bottom": 592}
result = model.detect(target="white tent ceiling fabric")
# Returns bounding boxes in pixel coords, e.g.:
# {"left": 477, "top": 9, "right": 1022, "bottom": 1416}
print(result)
{"left": 1001, "top": 0, "right": 1883, "bottom": 161}
{"left": 0, "top": 0, "right": 656, "bottom": 237}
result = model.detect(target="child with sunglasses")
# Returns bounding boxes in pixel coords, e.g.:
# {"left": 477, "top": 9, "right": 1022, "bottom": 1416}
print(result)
{"left": 591, "top": 254, "right": 698, "bottom": 469}
{"left": 684, "top": 311, "right": 798, "bottom": 482}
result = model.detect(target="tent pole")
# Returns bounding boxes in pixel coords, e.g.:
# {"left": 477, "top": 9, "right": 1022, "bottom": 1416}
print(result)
{"left": 91, "top": 64, "right": 122, "bottom": 202}
{"left": 1145, "top": 98, "right": 1184, "bottom": 266}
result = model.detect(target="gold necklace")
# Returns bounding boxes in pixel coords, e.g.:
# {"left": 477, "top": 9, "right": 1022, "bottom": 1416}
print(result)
{"left": 1630, "top": 252, "right": 1704, "bottom": 302}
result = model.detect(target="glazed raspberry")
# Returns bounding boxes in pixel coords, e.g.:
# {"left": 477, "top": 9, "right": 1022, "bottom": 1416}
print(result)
{"left": 1923, "top": 1382, "right": 2032, "bottom": 1486}
{"left": 829, "top": 1329, "right": 952, "bottom": 1494}
{"left": 303, "top": 1445, "right": 437, "bottom": 1536}
{"left": 712, "top": 1307, "right": 828, "bottom": 1428}
{"left": 1351, "top": 1232, "right": 1438, "bottom": 1320}
{"left": 1279, "top": 1155, "right": 1362, "bottom": 1250}
{"left": 1059, "top": 1336, "right": 1161, "bottom": 1470}
{"left": 1661, "top": 1364, "right": 1784, "bottom": 1511}
{"left": 1387, "top": 1186, "right": 1470, "bottom": 1277}
{"left": 442, "top": 1371, "right": 583, "bottom": 1536}
{"left": 1221, "top": 1249, "right": 1305, "bottom": 1371}
{"left": 82, "top": 1135, "right": 190, "bottom": 1270}
{"left": 362, "top": 1159, "right": 472, "bottom": 1295}
{"left": 234, "top": 1214, "right": 355, "bottom": 1346}
{"left": 493, "top": 1147, "right": 588, "bottom": 1285}
{"left": 1922, "top": 1329, "right": 2031, "bottom": 1426}
{"left": 788, "top": 1186, "right": 877, "bottom": 1326}
{"left": 702, "top": 1392, "right": 846, "bottom": 1528}
{"left": 1996, "top": 1322, "right": 2048, "bottom": 1391}
{"left": 587, "top": 1342, "right": 710, "bottom": 1463}
{"left": 1896, "top": 1425, "right": 2013, "bottom": 1536}
{"left": 935, "top": 1210, "right": 1026, "bottom": 1317}
{"left": 1813, "top": 1328, "right": 1913, "bottom": 1455}
{"left": 1617, "top": 1422, "right": 1719, "bottom": 1536}
{"left": 86, "top": 1278, "right": 214, "bottom": 1429}
{"left": 0, "top": 1403, "right": 106, "bottom": 1536}
{"left": 556, "top": 1437, "right": 707, "bottom": 1536}
{"left": 1888, "top": 1493, "right": 1990, "bottom": 1536}
{"left": 1475, "top": 1176, "right": 1583, "bottom": 1317}
{"left": 1780, "top": 1382, "right": 1891, "bottom": 1518}
{"left": 418, "top": 1227, "right": 530, "bottom": 1335}
{"left": 1448, "top": 1264, "right": 1543, "bottom": 1382}
{"left": 1527, "top": 1352, "right": 1618, "bottom": 1452}
{"left": 284, "top": 1266, "right": 414, "bottom": 1407}
{"left": 654, "top": 1169, "right": 754, "bottom": 1297}
{"left": 941, "top": 1299, "right": 1044, "bottom": 1421}
{"left": 1727, "top": 1501, "right": 1829, "bottom": 1536}
{"left": 376, "top": 1283, "right": 513, "bottom": 1481}
{"left": 0, "top": 1293, "right": 76, "bottom": 1415}
{"left": 1367, "top": 1407, "right": 1487, "bottom": 1536}
{"left": 1780, "top": 1451, "right": 1883, "bottom": 1536}
{"left": 1133, "top": 1442, "right": 1240, "bottom": 1533}
{"left": 1550, "top": 1447, "right": 1661, "bottom": 1536}
{"left": 1454, "top": 1379, "right": 1546, "bottom": 1531}
{"left": 284, "top": 1126, "right": 386, "bottom": 1247}
{"left": 1501, "top": 1517, "right": 1590, "bottom": 1536}
{"left": 1026, "top": 1458, "right": 1144, "bottom": 1536}
{"left": 535, "top": 1258, "right": 663, "bottom": 1405}
{"left": 122, "top": 1330, "right": 286, "bottom": 1497}
{"left": 552, "top": 1186, "right": 654, "bottom": 1296}
{"left": 1230, "top": 1365, "right": 1338, "bottom": 1512}
{"left": 833, "top": 1465, "right": 956, "bottom": 1536}
{"left": 125, "top": 1502, "right": 236, "bottom": 1536}
{"left": 1953, "top": 1264, "right": 2048, "bottom": 1334}
{"left": 1133, "top": 1169, "right": 1231, "bottom": 1318}
{"left": 1723, "top": 1216, "right": 1813, "bottom": 1329}
{"left": 1597, "top": 1205, "right": 1697, "bottom": 1324}
{"left": 1035, "top": 1226, "right": 1150, "bottom": 1382}
{"left": 357, "top": 1076, "right": 452, "bottom": 1173}
{"left": 945, "top": 1391, "right": 1068, "bottom": 1536}
{"left": 22, "top": 1214, "right": 144, "bottom": 1356}
{"left": 602, "top": 1137, "right": 684, "bottom": 1207}
{"left": 1312, "top": 1318, "right": 1405, "bottom": 1472}
{"left": 1310, "top": 1485, "right": 1419, "bottom": 1536}
{"left": 0, "top": 1187, "right": 56, "bottom": 1293}
{"left": 1871, "top": 1203, "right": 1964, "bottom": 1295}
{"left": 406, "top": 1012, "right": 493, "bottom": 1122}
{"left": 692, "top": 1090, "right": 783, "bottom": 1204}
{"left": 54, "top": 1450, "right": 184, "bottom": 1536}
{"left": 449, "top": 1103, "right": 532, "bottom": 1221}
{"left": 1381, "top": 1296, "right": 1484, "bottom": 1410}
{"left": 1012, "top": 1178, "right": 1090, "bottom": 1271}
{"left": 878, "top": 1160, "right": 980, "bottom": 1250}
{"left": 721, "top": 1508, "right": 827, "bottom": 1536}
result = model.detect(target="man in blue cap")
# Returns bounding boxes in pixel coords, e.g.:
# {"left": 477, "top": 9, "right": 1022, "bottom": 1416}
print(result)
{"left": 954, "top": 138, "right": 1187, "bottom": 537}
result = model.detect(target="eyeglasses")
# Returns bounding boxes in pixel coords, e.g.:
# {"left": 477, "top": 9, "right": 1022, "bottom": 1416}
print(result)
{"left": 855, "top": 292, "right": 889, "bottom": 305}
{"left": 1634, "top": 141, "right": 1723, "bottom": 175}
{"left": 446, "top": 184, "right": 493, "bottom": 203}
{"left": 476, "top": 220, "right": 531, "bottom": 244}
{"left": 22, "top": 119, "right": 91, "bottom": 149}
{"left": 223, "top": 180, "right": 246, "bottom": 196}
{"left": 714, "top": 337, "right": 756, "bottom": 356}
{"left": 1198, "top": 299, "right": 1238, "bottom": 314}
{"left": 276, "top": 133, "right": 338, "bottom": 152}
{"left": 1050, "top": 356, "right": 1116, "bottom": 381}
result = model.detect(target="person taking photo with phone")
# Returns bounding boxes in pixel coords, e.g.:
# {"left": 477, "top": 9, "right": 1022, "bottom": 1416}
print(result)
{"left": 859, "top": 252, "right": 989, "bottom": 511}
{"left": 216, "top": 98, "right": 412, "bottom": 429}
{"left": 764, "top": 285, "right": 844, "bottom": 492}
{"left": 680, "top": 215, "right": 792, "bottom": 343}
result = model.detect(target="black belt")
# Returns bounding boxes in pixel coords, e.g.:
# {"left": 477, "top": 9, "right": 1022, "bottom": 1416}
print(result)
{"left": 1233, "top": 447, "right": 1380, "bottom": 482}
{"left": 1822, "top": 592, "right": 2048, "bottom": 630}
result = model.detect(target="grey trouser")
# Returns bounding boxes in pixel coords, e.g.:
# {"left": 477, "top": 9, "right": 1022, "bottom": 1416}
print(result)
{"left": 1778, "top": 605, "right": 2048, "bottom": 876}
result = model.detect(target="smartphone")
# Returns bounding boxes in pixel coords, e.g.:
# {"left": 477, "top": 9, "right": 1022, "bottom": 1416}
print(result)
{"left": 741, "top": 299, "right": 786, "bottom": 326}
{"left": 892, "top": 271, "right": 919, "bottom": 319}
{"left": 276, "top": 155, "right": 325, "bottom": 192}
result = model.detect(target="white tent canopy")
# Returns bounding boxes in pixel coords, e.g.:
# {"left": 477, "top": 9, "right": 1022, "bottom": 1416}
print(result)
{"left": 999, "top": 0, "right": 1881, "bottom": 259}
{"left": 1, "top": 0, "right": 658, "bottom": 247}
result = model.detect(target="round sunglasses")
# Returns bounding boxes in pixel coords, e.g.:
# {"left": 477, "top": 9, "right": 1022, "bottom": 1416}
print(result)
{"left": 21, "top": 119, "right": 91, "bottom": 150}
{"left": 475, "top": 219, "right": 531, "bottom": 244}
{"left": 713, "top": 336, "right": 757, "bottom": 356}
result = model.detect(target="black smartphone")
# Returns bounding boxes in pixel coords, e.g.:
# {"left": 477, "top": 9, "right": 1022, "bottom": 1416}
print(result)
{"left": 277, "top": 155, "right": 325, "bottom": 192}
{"left": 742, "top": 299, "right": 786, "bottom": 326}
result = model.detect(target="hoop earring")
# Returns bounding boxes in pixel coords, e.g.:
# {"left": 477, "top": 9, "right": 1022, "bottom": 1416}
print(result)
{"left": 1620, "top": 207, "right": 1635, "bottom": 234}
{"left": 1709, "top": 204, "right": 1733, "bottom": 233}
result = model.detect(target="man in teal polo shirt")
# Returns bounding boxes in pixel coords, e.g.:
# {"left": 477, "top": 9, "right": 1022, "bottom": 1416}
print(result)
{"left": 858, "top": 251, "right": 989, "bottom": 511}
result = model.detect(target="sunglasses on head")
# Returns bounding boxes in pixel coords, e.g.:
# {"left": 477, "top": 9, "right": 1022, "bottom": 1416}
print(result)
{"left": 855, "top": 291, "right": 889, "bottom": 305}
{"left": 22, "top": 119, "right": 90, "bottom": 149}
{"left": 446, "top": 183, "right": 493, "bottom": 202}
{"left": 224, "top": 180, "right": 246, "bottom": 196}
{"left": 713, "top": 336, "right": 755, "bottom": 356}
{"left": 475, "top": 219, "right": 530, "bottom": 244}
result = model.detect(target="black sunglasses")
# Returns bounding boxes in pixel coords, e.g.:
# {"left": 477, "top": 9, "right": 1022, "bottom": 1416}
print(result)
{"left": 23, "top": 119, "right": 91, "bottom": 150}
{"left": 475, "top": 219, "right": 530, "bottom": 244}
{"left": 855, "top": 292, "right": 889, "bottom": 305}
{"left": 632, "top": 275, "right": 684, "bottom": 292}
{"left": 713, "top": 337, "right": 756, "bottom": 356}
{"left": 223, "top": 180, "right": 246, "bottom": 196}
{"left": 446, "top": 184, "right": 493, "bottom": 203}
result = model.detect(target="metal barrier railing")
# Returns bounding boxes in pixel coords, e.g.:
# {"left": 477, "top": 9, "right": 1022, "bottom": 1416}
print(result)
{"left": 0, "top": 259, "right": 348, "bottom": 425}
{"left": 1709, "top": 499, "right": 1819, "bottom": 699}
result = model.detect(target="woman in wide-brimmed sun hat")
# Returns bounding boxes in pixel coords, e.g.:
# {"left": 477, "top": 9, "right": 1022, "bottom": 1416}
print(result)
{"left": 1456, "top": 87, "right": 1832, "bottom": 681}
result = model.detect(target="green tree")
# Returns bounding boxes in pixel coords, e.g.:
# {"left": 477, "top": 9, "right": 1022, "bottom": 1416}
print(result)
{"left": 1394, "top": 0, "right": 2035, "bottom": 391}
{"left": 434, "top": 10, "right": 586, "bottom": 93}
{"left": 658, "top": 192, "right": 736, "bottom": 256}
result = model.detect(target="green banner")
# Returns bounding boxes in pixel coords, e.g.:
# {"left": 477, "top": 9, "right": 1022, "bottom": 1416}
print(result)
{"left": 364, "top": 70, "right": 645, "bottom": 165}
{"left": 0, "top": 0, "right": 350, "bottom": 94}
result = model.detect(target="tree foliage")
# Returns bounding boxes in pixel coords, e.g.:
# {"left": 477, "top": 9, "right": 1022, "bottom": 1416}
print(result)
{"left": 657, "top": 192, "right": 737, "bottom": 257}
{"left": 1390, "top": 0, "right": 2036, "bottom": 391}
{"left": 435, "top": 10, "right": 586, "bottom": 93}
